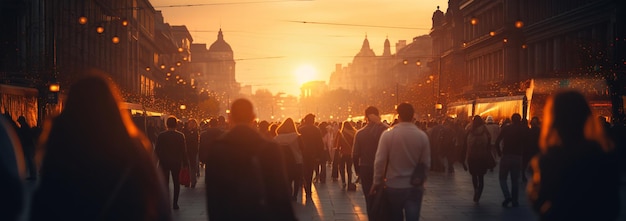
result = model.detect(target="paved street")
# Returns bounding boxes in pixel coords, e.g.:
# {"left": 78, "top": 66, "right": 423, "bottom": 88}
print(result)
{"left": 174, "top": 164, "right": 538, "bottom": 221}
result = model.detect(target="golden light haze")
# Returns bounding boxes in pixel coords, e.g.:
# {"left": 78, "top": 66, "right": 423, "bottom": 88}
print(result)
{"left": 151, "top": 0, "right": 448, "bottom": 96}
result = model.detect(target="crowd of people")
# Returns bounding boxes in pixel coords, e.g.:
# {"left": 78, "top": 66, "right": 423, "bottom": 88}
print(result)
{"left": 0, "top": 73, "right": 623, "bottom": 221}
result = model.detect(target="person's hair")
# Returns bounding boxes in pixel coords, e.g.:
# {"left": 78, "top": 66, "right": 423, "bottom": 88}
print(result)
{"left": 230, "top": 99, "right": 255, "bottom": 124}
{"left": 276, "top": 118, "right": 298, "bottom": 134}
{"left": 318, "top": 121, "right": 328, "bottom": 135}
{"left": 340, "top": 121, "right": 355, "bottom": 132}
{"left": 269, "top": 123, "right": 278, "bottom": 137}
{"left": 471, "top": 115, "right": 484, "bottom": 130}
{"left": 166, "top": 116, "right": 178, "bottom": 129}
{"left": 208, "top": 118, "right": 218, "bottom": 127}
{"left": 186, "top": 118, "right": 198, "bottom": 129}
{"left": 258, "top": 120, "right": 270, "bottom": 132}
{"left": 364, "top": 106, "right": 380, "bottom": 117}
{"left": 396, "top": 103, "right": 414, "bottom": 122}
{"left": 540, "top": 90, "right": 613, "bottom": 152}
{"left": 303, "top": 113, "right": 315, "bottom": 124}
{"left": 511, "top": 113, "right": 522, "bottom": 123}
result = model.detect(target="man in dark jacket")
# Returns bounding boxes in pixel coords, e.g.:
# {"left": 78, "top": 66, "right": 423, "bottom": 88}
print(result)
{"left": 353, "top": 106, "right": 388, "bottom": 219}
{"left": 298, "top": 113, "right": 325, "bottom": 199}
{"left": 205, "top": 99, "right": 296, "bottom": 221}
{"left": 495, "top": 113, "right": 529, "bottom": 207}
{"left": 155, "top": 116, "right": 188, "bottom": 210}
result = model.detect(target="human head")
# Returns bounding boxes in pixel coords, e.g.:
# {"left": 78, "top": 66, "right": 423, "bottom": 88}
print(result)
{"left": 486, "top": 116, "right": 494, "bottom": 124}
{"left": 530, "top": 116, "right": 540, "bottom": 128}
{"left": 396, "top": 103, "right": 414, "bottom": 122}
{"left": 471, "top": 115, "right": 485, "bottom": 129}
{"left": 540, "top": 90, "right": 612, "bottom": 152}
{"left": 511, "top": 113, "right": 522, "bottom": 124}
{"left": 229, "top": 99, "right": 255, "bottom": 124}
{"left": 166, "top": 116, "right": 178, "bottom": 129}
{"left": 186, "top": 118, "right": 198, "bottom": 130}
{"left": 276, "top": 118, "right": 298, "bottom": 134}
{"left": 340, "top": 121, "right": 355, "bottom": 131}
{"left": 208, "top": 118, "right": 218, "bottom": 128}
{"left": 303, "top": 113, "right": 316, "bottom": 125}
{"left": 258, "top": 120, "right": 270, "bottom": 132}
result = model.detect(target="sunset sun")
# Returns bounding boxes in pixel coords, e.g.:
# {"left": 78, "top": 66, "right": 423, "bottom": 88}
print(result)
{"left": 294, "top": 64, "right": 318, "bottom": 85}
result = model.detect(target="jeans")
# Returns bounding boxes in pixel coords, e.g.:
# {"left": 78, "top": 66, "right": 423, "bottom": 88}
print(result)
{"left": 499, "top": 154, "right": 522, "bottom": 202}
{"left": 160, "top": 163, "right": 181, "bottom": 205}
{"left": 386, "top": 187, "right": 424, "bottom": 221}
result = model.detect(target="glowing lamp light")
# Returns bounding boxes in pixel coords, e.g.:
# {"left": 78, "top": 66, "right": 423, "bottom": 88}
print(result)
{"left": 170, "top": 67, "right": 175, "bottom": 72}
{"left": 226, "top": 109, "right": 231, "bottom": 114}
{"left": 160, "top": 64, "right": 166, "bottom": 70}
{"left": 470, "top": 17, "right": 478, "bottom": 25}
{"left": 515, "top": 20, "right": 524, "bottom": 29}
{"left": 179, "top": 104, "right": 187, "bottom": 110}
{"left": 176, "top": 61, "right": 182, "bottom": 67}
{"left": 183, "top": 57, "right": 188, "bottom": 61}
{"left": 489, "top": 31, "right": 496, "bottom": 37}
{"left": 49, "top": 83, "right": 60, "bottom": 92}
{"left": 111, "top": 36, "right": 120, "bottom": 44}
{"left": 96, "top": 26, "right": 105, "bottom": 34}
{"left": 175, "top": 75, "right": 179, "bottom": 79}
{"left": 166, "top": 72, "right": 171, "bottom": 77}
{"left": 78, "top": 17, "right": 88, "bottom": 25}
{"left": 145, "top": 67, "right": 151, "bottom": 71}
{"left": 503, "top": 38, "right": 508, "bottom": 43}
{"left": 435, "top": 103, "right": 443, "bottom": 110}
{"left": 403, "top": 60, "right": 408, "bottom": 65}
{"left": 521, "top": 44, "right": 527, "bottom": 49}
{"left": 416, "top": 60, "right": 421, "bottom": 66}
{"left": 177, "top": 47, "right": 184, "bottom": 53}
{"left": 121, "top": 20, "right": 129, "bottom": 27}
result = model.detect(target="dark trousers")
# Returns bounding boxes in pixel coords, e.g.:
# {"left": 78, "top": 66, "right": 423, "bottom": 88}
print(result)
{"left": 303, "top": 162, "right": 316, "bottom": 197}
{"left": 331, "top": 151, "right": 340, "bottom": 179}
{"left": 359, "top": 166, "right": 374, "bottom": 218}
{"left": 318, "top": 160, "right": 327, "bottom": 183}
{"left": 386, "top": 187, "right": 424, "bottom": 221}
{"left": 289, "top": 164, "right": 304, "bottom": 199}
{"left": 338, "top": 155, "right": 353, "bottom": 185}
{"left": 472, "top": 175, "right": 485, "bottom": 201}
{"left": 499, "top": 154, "right": 522, "bottom": 203}
{"left": 160, "top": 163, "right": 181, "bottom": 205}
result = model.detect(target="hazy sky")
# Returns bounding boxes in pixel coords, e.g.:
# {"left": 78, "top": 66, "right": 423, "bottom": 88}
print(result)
{"left": 151, "top": 0, "right": 448, "bottom": 96}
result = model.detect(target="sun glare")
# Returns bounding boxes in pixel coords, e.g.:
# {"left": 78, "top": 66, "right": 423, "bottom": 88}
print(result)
{"left": 295, "top": 64, "right": 317, "bottom": 85}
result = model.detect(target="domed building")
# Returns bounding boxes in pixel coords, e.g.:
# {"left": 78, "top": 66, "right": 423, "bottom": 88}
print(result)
{"left": 348, "top": 35, "right": 378, "bottom": 91}
{"left": 191, "top": 28, "right": 240, "bottom": 101}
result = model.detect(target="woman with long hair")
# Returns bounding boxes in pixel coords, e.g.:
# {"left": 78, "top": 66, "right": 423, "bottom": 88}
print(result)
{"left": 335, "top": 121, "right": 356, "bottom": 190}
{"left": 464, "top": 115, "right": 493, "bottom": 203}
{"left": 31, "top": 73, "right": 171, "bottom": 221}
{"left": 528, "top": 90, "right": 619, "bottom": 221}
{"left": 273, "top": 118, "right": 304, "bottom": 201}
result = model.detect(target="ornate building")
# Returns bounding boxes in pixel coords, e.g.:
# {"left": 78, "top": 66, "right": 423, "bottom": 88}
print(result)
{"left": 191, "top": 29, "right": 240, "bottom": 113}
{"left": 431, "top": 0, "right": 625, "bottom": 122}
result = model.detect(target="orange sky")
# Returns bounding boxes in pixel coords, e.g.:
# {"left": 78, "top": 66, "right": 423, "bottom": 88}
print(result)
{"left": 151, "top": 0, "right": 448, "bottom": 96}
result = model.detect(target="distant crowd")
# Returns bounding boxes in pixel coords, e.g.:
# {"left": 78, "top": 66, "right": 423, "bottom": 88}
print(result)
{"left": 1, "top": 73, "right": 624, "bottom": 221}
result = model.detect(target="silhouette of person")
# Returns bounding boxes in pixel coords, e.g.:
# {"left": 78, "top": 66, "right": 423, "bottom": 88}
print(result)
{"left": 353, "top": 106, "right": 388, "bottom": 219}
{"left": 274, "top": 118, "right": 304, "bottom": 201}
{"left": 528, "top": 90, "right": 619, "bottom": 221}
{"left": 298, "top": 113, "right": 325, "bottom": 199}
{"left": 205, "top": 99, "right": 296, "bottom": 221}
{"left": 0, "top": 116, "right": 25, "bottom": 221}
{"left": 31, "top": 73, "right": 171, "bottom": 221}
{"left": 155, "top": 116, "right": 188, "bottom": 209}
{"left": 495, "top": 113, "right": 529, "bottom": 207}
{"left": 464, "top": 115, "right": 493, "bottom": 203}
{"left": 372, "top": 103, "right": 430, "bottom": 221}
{"left": 335, "top": 121, "right": 356, "bottom": 190}
{"left": 183, "top": 118, "right": 200, "bottom": 187}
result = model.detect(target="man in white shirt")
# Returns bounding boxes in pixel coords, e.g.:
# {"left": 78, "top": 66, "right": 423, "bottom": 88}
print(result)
{"left": 372, "top": 103, "right": 431, "bottom": 221}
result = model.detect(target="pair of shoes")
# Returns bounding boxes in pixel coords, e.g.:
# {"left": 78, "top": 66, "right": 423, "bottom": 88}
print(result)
{"left": 173, "top": 204, "right": 180, "bottom": 210}
{"left": 512, "top": 201, "right": 519, "bottom": 207}
{"left": 502, "top": 198, "right": 512, "bottom": 207}
{"left": 473, "top": 193, "right": 479, "bottom": 203}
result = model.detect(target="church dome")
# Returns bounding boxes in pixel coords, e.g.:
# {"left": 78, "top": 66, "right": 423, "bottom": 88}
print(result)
{"left": 356, "top": 36, "right": 375, "bottom": 57}
{"left": 208, "top": 29, "right": 232, "bottom": 52}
